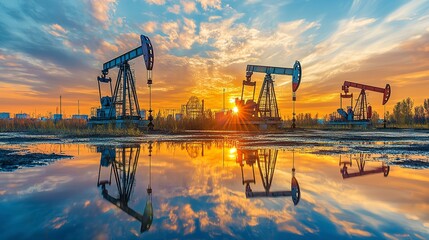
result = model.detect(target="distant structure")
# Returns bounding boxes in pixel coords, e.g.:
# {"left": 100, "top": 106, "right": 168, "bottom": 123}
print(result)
{"left": 15, "top": 113, "right": 30, "bottom": 119}
{"left": 0, "top": 112, "right": 10, "bottom": 119}
{"left": 72, "top": 115, "right": 88, "bottom": 120}
{"left": 140, "top": 110, "right": 147, "bottom": 120}
{"left": 53, "top": 114, "right": 63, "bottom": 121}
{"left": 175, "top": 113, "right": 183, "bottom": 121}
{"left": 181, "top": 96, "right": 204, "bottom": 119}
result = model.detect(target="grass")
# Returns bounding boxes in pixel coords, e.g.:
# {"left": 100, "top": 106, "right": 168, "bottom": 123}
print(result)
{"left": 0, "top": 118, "right": 427, "bottom": 138}
{"left": 0, "top": 119, "right": 145, "bottom": 137}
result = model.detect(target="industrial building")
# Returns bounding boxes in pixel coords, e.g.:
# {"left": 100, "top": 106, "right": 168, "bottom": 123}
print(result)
{"left": 15, "top": 113, "right": 30, "bottom": 119}
{"left": 0, "top": 112, "right": 10, "bottom": 119}
{"left": 72, "top": 115, "right": 89, "bottom": 120}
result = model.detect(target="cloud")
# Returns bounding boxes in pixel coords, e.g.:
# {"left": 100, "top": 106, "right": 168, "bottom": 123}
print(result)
{"left": 89, "top": 0, "right": 117, "bottom": 27}
{"left": 115, "top": 17, "right": 125, "bottom": 27}
{"left": 44, "top": 23, "right": 68, "bottom": 38}
{"left": 168, "top": 4, "right": 181, "bottom": 14}
{"left": 197, "top": 0, "right": 222, "bottom": 10}
{"left": 145, "top": 0, "right": 166, "bottom": 5}
{"left": 147, "top": 12, "right": 318, "bottom": 110}
{"left": 51, "top": 24, "right": 67, "bottom": 34}
{"left": 141, "top": 21, "right": 158, "bottom": 33}
{"left": 208, "top": 15, "right": 221, "bottom": 21}
{"left": 161, "top": 21, "right": 181, "bottom": 49}
{"left": 385, "top": 0, "right": 428, "bottom": 22}
{"left": 182, "top": 0, "right": 197, "bottom": 14}
{"left": 99, "top": 40, "right": 119, "bottom": 53}
{"left": 83, "top": 45, "right": 91, "bottom": 54}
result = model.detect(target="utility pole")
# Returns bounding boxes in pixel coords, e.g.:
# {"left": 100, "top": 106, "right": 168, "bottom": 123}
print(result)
{"left": 223, "top": 88, "right": 225, "bottom": 112}
{"left": 60, "top": 95, "right": 62, "bottom": 116}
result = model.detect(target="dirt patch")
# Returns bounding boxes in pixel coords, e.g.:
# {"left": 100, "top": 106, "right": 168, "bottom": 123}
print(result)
{"left": 0, "top": 149, "right": 73, "bottom": 172}
{"left": 392, "top": 159, "right": 429, "bottom": 169}
{"left": 0, "top": 133, "right": 61, "bottom": 144}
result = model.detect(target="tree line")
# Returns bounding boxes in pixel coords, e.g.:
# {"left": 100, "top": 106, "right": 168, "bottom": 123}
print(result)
{"left": 386, "top": 98, "right": 429, "bottom": 126}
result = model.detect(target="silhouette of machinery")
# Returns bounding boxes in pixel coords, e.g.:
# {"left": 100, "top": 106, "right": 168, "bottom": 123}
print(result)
{"left": 236, "top": 148, "right": 300, "bottom": 205}
{"left": 90, "top": 34, "right": 154, "bottom": 129}
{"left": 331, "top": 81, "right": 391, "bottom": 127}
{"left": 339, "top": 153, "right": 390, "bottom": 179}
{"left": 236, "top": 61, "right": 302, "bottom": 128}
{"left": 97, "top": 143, "right": 153, "bottom": 233}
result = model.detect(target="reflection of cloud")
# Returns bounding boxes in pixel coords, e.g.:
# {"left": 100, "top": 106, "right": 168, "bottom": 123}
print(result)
{"left": 153, "top": 145, "right": 309, "bottom": 237}
{"left": 50, "top": 216, "right": 67, "bottom": 229}
{"left": 150, "top": 144, "right": 429, "bottom": 238}
{"left": 17, "top": 176, "right": 72, "bottom": 195}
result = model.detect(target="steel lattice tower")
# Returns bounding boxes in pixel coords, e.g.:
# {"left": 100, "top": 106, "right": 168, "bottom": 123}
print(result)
{"left": 257, "top": 74, "right": 280, "bottom": 120}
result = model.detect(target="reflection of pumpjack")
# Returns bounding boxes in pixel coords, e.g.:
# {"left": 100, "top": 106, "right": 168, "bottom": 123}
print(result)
{"left": 185, "top": 142, "right": 204, "bottom": 159}
{"left": 97, "top": 144, "right": 153, "bottom": 233}
{"left": 236, "top": 149, "right": 300, "bottom": 205}
{"left": 339, "top": 153, "right": 390, "bottom": 179}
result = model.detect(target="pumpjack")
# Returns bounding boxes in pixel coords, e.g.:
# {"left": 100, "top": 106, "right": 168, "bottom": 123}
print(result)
{"left": 235, "top": 61, "right": 302, "bottom": 129}
{"left": 236, "top": 148, "right": 300, "bottom": 205}
{"left": 89, "top": 34, "right": 154, "bottom": 129}
{"left": 97, "top": 144, "right": 153, "bottom": 233}
{"left": 339, "top": 153, "right": 390, "bottom": 179}
{"left": 331, "top": 81, "right": 391, "bottom": 127}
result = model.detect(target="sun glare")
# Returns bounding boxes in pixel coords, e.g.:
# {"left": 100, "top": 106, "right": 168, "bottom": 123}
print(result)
{"left": 233, "top": 106, "right": 239, "bottom": 113}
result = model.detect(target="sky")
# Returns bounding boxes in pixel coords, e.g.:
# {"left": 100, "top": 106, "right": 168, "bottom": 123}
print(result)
{"left": 0, "top": 0, "right": 428, "bottom": 118}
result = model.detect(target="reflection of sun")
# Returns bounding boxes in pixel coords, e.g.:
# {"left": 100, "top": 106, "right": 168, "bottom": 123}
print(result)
{"left": 229, "top": 98, "right": 235, "bottom": 103}
{"left": 233, "top": 106, "right": 239, "bottom": 114}
{"left": 229, "top": 147, "right": 237, "bottom": 154}
{"left": 229, "top": 147, "right": 237, "bottom": 159}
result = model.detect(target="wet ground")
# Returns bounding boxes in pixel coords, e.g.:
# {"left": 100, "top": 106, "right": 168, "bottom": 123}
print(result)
{"left": 0, "top": 130, "right": 428, "bottom": 239}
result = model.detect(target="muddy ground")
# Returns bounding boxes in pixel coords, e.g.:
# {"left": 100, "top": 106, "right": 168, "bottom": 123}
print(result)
{"left": 0, "top": 148, "right": 72, "bottom": 171}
